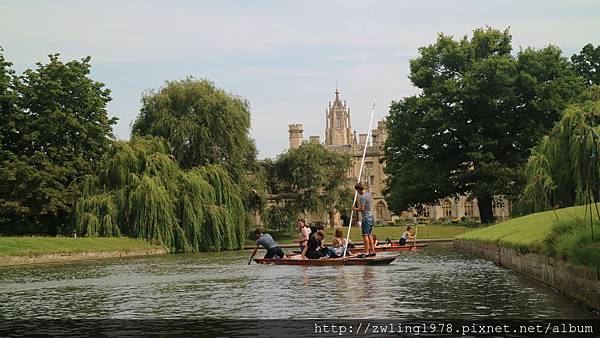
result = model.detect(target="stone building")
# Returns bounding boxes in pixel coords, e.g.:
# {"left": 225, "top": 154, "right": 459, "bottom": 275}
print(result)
{"left": 288, "top": 87, "right": 391, "bottom": 226}
{"left": 286, "top": 87, "right": 511, "bottom": 226}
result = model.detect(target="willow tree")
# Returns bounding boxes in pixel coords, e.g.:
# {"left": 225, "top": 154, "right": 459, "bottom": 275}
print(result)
{"left": 131, "top": 77, "right": 257, "bottom": 179}
{"left": 74, "top": 136, "right": 249, "bottom": 252}
{"left": 522, "top": 86, "right": 600, "bottom": 237}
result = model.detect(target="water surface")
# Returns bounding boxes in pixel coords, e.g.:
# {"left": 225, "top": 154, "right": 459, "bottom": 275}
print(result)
{"left": 0, "top": 244, "right": 596, "bottom": 319}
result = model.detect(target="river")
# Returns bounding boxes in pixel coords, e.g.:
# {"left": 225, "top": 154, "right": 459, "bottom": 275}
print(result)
{"left": 0, "top": 244, "right": 596, "bottom": 319}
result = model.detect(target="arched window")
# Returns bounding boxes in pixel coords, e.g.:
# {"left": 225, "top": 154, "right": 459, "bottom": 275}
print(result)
{"left": 376, "top": 201, "right": 386, "bottom": 220}
{"left": 442, "top": 200, "right": 452, "bottom": 218}
{"left": 336, "top": 115, "right": 342, "bottom": 127}
{"left": 464, "top": 201, "right": 474, "bottom": 217}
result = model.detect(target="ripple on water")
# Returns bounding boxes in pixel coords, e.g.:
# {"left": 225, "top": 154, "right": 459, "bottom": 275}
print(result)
{"left": 0, "top": 245, "right": 597, "bottom": 319}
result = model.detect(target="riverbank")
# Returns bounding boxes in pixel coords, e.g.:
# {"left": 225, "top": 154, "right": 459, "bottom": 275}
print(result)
{"left": 0, "top": 237, "right": 167, "bottom": 267}
{"left": 455, "top": 205, "right": 600, "bottom": 311}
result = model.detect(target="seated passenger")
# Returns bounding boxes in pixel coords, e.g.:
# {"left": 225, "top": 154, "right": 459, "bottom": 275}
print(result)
{"left": 334, "top": 226, "right": 353, "bottom": 249}
{"left": 302, "top": 230, "right": 333, "bottom": 259}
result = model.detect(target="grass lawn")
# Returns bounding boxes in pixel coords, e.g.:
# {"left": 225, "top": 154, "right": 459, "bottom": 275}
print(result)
{"left": 0, "top": 236, "right": 165, "bottom": 256}
{"left": 457, "top": 204, "right": 600, "bottom": 269}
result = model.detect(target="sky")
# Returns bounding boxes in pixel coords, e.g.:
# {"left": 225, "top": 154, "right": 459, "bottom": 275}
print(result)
{"left": 1, "top": 0, "right": 599, "bottom": 158}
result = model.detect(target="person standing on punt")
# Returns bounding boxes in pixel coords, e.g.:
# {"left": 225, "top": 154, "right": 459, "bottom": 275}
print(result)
{"left": 293, "top": 218, "right": 311, "bottom": 252}
{"left": 353, "top": 182, "right": 376, "bottom": 257}
{"left": 251, "top": 229, "right": 285, "bottom": 259}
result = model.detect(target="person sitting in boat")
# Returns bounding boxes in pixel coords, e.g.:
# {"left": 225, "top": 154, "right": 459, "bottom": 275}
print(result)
{"left": 302, "top": 230, "right": 334, "bottom": 259}
{"left": 330, "top": 237, "right": 356, "bottom": 258}
{"left": 293, "top": 218, "right": 311, "bottom": 252}
{"left": 399, "top": 225, "right": 415, "bottom": 246}
{"left": 372, "top": 234, "right": 379, "bottom": 247}
{"left": 334, "top": 226, "right": 354, "bottom": 249}
{"left": 252, "top": 229, "right": 285, "bottom": 259}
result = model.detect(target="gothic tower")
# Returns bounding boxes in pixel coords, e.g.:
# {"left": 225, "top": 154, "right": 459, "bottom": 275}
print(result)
{"left": 325, "top": 87, "right": 353, "bottom": 146}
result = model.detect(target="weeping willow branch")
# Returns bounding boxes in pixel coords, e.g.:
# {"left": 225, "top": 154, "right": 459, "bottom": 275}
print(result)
{"left": 521, "top": 86, "right": 600, "bottom": 237}
{"left": 74, "top": 135, "right": 249, "bottom": 252}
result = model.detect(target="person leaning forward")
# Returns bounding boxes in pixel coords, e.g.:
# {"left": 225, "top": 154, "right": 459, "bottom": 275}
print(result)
{"left": 252, "top": 228, "right": 285, "bottom": 259}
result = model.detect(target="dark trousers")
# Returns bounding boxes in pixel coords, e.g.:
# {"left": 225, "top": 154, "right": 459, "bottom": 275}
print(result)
{"left": 264, "top": 246, "right": 284, "bottom": 259}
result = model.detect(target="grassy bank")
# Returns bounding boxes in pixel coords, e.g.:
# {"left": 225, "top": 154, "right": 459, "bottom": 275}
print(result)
{"left": 0, "top": 236, "right": 166, "bottom": 257}
{"left": 457, "top": 205, "right": 600, "bottom": 269}
{"left": 249, "top": 224, "right": 474, "bottom": 246}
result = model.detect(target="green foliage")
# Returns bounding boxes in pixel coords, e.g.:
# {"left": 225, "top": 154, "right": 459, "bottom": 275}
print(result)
{"left": 572, "top": 43, "right": 600, "bottom": 86}
{"left": 262, "top": 142, "right": 352, "bottom": 230}
{"left": 521, "top": 86, "right": 600, "bottom": 213}
{"left": 262, "top": 204, "right": 297, "bottom": 233}
{"left": 132, "top": 77, "right": 257, "bottom": 179}
{"left": 383, "top": 27, "right": 584, "bottom": 223}
{"left": 74, "top": 136, "right": 248, "bottom": 252}
{"left": 0, "top": 51, "right": 116, "bottom": 235}
{"left": 130, "top": 77, "right": 264, "bottom": 217}
{"left": 542, "top": 217, "right": 600, "bottom": 269}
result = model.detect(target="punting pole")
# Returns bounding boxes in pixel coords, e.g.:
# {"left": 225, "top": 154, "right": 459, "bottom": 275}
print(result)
{"left": 412, "top": 222, "right": 419, "bottom": 250}
{"left": 343, "top": 97, "right": 377, "bottom": 258}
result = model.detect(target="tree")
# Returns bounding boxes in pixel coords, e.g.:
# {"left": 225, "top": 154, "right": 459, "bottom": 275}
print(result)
{"left": 264, "top": 142, "right": 353, "bottom": 229}
{"left": 383, "top": 27, "right": 584, "bottom": 223}
{"left": 75, "top": 136, "right": 249, "bottom": 252}
{"left": 132, "top": 77, "right": 257, "bottom": 180}
{"left": 572, "top": 43, "right": 600, "bottom": 86}
{"left": 522, "top": 86, "right": 600, "bottom": 217}
{"left": 0, "top": 53, "right": 116, "bottom": 235}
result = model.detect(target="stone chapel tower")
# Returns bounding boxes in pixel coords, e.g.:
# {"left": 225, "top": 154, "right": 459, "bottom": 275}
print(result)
{"left": 325, "top": 87, "right": 354, "bottom": 146}
{"left": 288, "top": 124, "right": 304, "bottom": 149}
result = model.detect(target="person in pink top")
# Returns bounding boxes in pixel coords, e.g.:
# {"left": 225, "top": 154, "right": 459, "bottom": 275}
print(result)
{"left": 293, "top": 218, "right": 311, "bottom": 252}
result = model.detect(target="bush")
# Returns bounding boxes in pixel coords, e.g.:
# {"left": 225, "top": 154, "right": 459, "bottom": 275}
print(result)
{"left": 541, "top": 217, "right": 600, "bottom": 269}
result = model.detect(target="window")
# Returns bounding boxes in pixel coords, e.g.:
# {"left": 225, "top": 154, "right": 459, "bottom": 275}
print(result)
{"left": 376, "top": 202, "right": 386, "bottom": 220}
{"left": 422, "top": 206, "right": 430, "bottom": 218}
{"left": 442, "top": 200, "right": 452, "bottom": 218}
{"left": 464, "top": 201, "right": 474, "bottom": 217}
{"left": 493, "top": 199, "right": 505, "bottom": 217}
{"left": 336, "top": 115, "right": 342, "bottom": 127}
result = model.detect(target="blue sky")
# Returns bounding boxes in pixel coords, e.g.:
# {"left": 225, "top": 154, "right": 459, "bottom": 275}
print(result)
{"left": 2, "top": 0, "right": 599, "bottom": 158}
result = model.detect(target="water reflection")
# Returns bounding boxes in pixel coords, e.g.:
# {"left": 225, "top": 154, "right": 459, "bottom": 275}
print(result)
{"left": 0, "top": 244, "right": 596, "bottom": 319}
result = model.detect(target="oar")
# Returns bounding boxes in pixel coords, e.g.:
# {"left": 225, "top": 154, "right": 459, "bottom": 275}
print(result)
{"left": 247, "top": 247, "right": 258, "bottom": 265}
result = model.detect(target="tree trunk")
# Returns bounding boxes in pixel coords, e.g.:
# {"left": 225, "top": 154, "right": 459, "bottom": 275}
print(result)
{"left": 328, "top": 210, "right": 336, "bottom": 229}
{"left": 477, "top": 194, "right": 495, "bottom": 224}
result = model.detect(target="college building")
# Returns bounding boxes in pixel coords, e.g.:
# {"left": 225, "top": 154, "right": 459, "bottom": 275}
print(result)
{"left": 284, "top": 88, "right": 511, "bottom": 226}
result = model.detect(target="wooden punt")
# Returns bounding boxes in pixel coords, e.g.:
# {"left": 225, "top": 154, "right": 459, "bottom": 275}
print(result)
{"left": 253, "top": 255, "right": 397, "bottom": 266}
{"left": 292, "top": 244, "right": 427, "bottom": 254}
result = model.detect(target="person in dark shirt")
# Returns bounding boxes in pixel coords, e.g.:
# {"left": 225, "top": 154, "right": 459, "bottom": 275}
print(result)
{"left": 251, "top": 229, "right": 285, "bottom": 259}
{"left": 301, "top": 230, "right": 334, "bottom": 259}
